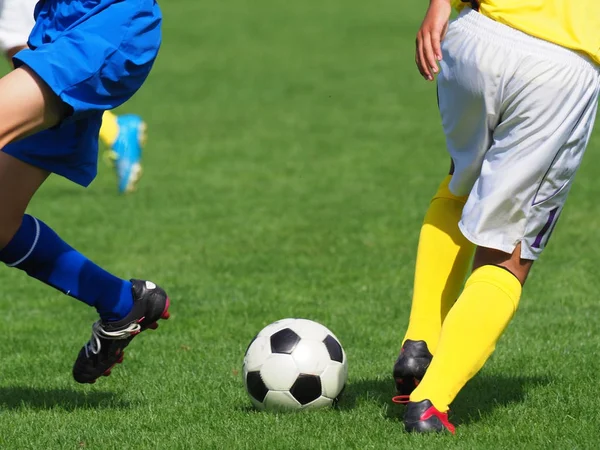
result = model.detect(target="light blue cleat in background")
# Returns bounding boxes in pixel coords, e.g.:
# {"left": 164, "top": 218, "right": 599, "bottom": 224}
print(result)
{"left": 111, "top": 114, "right": 146, "bottom": 194}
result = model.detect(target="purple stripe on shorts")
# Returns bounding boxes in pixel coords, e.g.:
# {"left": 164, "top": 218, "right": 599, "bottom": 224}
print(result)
{"left": 532, "top": 207, "right": 559, "bottom": 249}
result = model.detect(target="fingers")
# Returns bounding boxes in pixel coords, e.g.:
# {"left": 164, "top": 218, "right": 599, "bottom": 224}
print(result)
{"left": 431, "top": 31, "right": 443, "bottom": 65}
{"left": 415, "top": 32, "right": 430, "bottom": 80}
{"left": 416, "top": 30, "right": 439, "bottom": 81}
{"left": 415, "top": 0, "right": 451, "bottom": 80}
{"left": 423, "top": 31, "right": 439, "bottom": 79}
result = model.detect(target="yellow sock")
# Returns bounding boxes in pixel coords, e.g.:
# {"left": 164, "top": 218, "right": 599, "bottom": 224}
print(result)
{"left": 410, "top": 265, "right": 522, "bottom": 411}
{"left": 99, "top": 111, "right": 119, "bottom": 148}
{"left": 403, "top": 175, "right": 475, "bottom": 354}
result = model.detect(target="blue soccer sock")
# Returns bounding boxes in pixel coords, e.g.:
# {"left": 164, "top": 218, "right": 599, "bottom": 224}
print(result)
{"left": 0, "top": 215, "right": 133, "bottom": 322}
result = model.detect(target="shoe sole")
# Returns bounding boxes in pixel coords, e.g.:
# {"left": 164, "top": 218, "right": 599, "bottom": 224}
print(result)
{"left": 90, "top": 297, "right": 171, "bottom": 383}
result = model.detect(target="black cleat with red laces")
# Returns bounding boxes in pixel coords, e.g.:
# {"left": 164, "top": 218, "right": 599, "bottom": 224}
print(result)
{"left": 404, "top": 399, "right": 455, "bottom": 434}
{"left": 73, "top": 279, "right": 171, "bottom": 384}
{"left": 392, "top": 340, "right": 433, "bottom": 404}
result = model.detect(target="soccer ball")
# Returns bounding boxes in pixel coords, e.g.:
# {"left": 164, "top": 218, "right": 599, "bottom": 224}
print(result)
{"left": 243, "top": 318, "right": 348, "bottom": 411}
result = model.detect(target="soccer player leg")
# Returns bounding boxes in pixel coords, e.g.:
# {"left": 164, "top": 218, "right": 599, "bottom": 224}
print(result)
{"left": 407, "top": 248, "right": 524, "bottom": 435}
{"left": 394, "top": 21, "right": 490, "bottom": 402}
{"left": 394, "top": 173, "right": 474, "bottom": 399}
{"left": 0, "top": 0, "right": 168, "bottom": 383}
{"left": 0, "top": 72, "right": 150, "bottom": 353}
{"left": 405, "top": 28, "right": 600, "bottom": 432}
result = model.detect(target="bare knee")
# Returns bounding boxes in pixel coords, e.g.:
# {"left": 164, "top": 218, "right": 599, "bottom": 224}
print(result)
{"left": 473, "top": 243, "right": 533, "bottom": 285}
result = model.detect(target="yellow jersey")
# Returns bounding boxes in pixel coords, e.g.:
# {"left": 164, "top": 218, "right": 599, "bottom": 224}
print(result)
{"left": 451, "top": 0, "right": 600, "bottom": 65}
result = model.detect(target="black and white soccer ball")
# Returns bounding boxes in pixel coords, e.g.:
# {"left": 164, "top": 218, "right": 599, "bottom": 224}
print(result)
{"left": 243, "top": 318, "right": 348, "bottom": 411}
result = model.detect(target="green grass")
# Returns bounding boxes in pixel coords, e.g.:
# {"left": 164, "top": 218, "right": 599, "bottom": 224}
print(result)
{"left": 1, "top": 1, "right": 600, "bottom": 448}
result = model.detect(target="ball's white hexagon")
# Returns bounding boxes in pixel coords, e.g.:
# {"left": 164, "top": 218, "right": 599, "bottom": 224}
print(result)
{"left": 264, "top": 390, "right": 302, "bottom": 411}
{"left": 260, "top": 353, "right": 299, "bottom": 390}
{"left": 320, "top": 361, "right": 347, "bottom": 398}
{"left": 303, "top": 395, "right": 333, "bottom": 410}
{"left": 243, "top": 335, "right": 271, "bottom": 372}
{"left": 257, "top": 318, "right": 297, "bottom": 338}
{"left": 291, "top": 339, "right": 331, "bottom": 375}
{"left": 289, "top": 318, "right": 330, "bottom": 341}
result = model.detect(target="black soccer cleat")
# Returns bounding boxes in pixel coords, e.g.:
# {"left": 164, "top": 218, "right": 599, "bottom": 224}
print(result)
{"left": 392, "top": 340, "right": 433, "bottom": 403}
{"left": 404, "top": 399, "right": 455, "bottom": 434}
{"left": 73, "top": 279, "right": 171, "bottom": 384}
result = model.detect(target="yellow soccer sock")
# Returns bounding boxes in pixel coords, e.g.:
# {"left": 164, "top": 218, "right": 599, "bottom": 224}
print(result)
{"left": 410, "top": 265, "right": 522, "bottom": 411}
{"left": 99, "top": 111, "right": 119, "bottom": 148}
{"left": 402, "top": 175, "right": 475, "bottom": 354}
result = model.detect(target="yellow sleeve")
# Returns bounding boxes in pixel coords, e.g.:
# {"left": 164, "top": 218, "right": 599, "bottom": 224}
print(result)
{"left": 451, "top": 0, "right": 468, "bottom": 12}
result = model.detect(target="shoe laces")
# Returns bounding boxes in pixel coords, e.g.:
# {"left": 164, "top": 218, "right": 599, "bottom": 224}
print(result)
{"left": 85, "top": 320, "right": 141, "bottom": 357}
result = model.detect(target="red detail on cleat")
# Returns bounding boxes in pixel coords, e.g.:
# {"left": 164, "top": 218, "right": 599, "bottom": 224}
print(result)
{"left": 148, "top": 322, "right": 159, "bottom": 330}
{"left": 103, "top": 369, "right": 112, "bottom": 377}
{"left": 161, "top": 297, "right": 171, "bottom": 320}
{"left": 392, "top": 395, "right": 410, "bottom": 404}
{"left": 117, "top": 354, "right": 124, "bottom": 364}
{"left": 421, "top": 406, "right": 455, "bottom": 434}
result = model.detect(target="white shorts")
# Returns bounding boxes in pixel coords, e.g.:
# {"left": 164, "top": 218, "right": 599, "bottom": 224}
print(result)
{"left": 439, "top": 9, "right": 600, "bottom": 260}
{"left": 0, "top": 0, "right": 36, "bottom": 52}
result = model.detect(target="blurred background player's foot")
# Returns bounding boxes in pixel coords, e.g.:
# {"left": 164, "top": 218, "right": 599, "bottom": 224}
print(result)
{"left": 73, "top": 279, "right": 170, "bottom": 384}
{"left": 392, "top": 340, "right": 432, "bottom": 403}
{"left": 105, "top": 114, "right": 147, "bottom": 194}
{"left": 404, "top": 399, "right": 455, "bottom": 434}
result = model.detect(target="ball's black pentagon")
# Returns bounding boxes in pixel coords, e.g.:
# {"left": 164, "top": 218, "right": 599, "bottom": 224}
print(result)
{"left": 323, "top": 334, "right": 343, "bottom": 363}
{"left": 246, "top": 371, "right": 268, "bottom": 403}
{"left": 270, "top": 328, "right": 301, "bottom": 354}
{"left": 290, "top": 374, "right": 322, "bottom": 405}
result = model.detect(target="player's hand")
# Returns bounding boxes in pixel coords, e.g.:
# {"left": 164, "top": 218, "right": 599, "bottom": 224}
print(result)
{"left": 416, "top": 0, "right": 452, "bottom": 81}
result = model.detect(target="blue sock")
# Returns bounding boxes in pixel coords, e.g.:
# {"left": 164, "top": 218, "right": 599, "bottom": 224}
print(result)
{"left": 0, "top": 215, "right": 133, "bottom": 322}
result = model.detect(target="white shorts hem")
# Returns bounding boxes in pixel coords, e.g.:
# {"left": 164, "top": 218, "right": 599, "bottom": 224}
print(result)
{"left": 458, "top": 221, "right": 540, "bottom": 261}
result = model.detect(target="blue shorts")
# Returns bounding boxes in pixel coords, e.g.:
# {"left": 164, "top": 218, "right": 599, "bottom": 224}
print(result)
{"left": 4, "top": 0, "right": 162, "bottom": 186}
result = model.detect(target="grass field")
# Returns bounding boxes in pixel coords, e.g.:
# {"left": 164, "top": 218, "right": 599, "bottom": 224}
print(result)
{"left": 1, "top": 1, "right": 600, "bottom": 448}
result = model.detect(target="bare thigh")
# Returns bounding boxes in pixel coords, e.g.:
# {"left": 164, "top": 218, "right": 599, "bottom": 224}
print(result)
{"left": 0, "top": 65, "right": 67, "bottom": 148}
{"left": 0, "top": 65, "right": 68, "bottom": 245}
